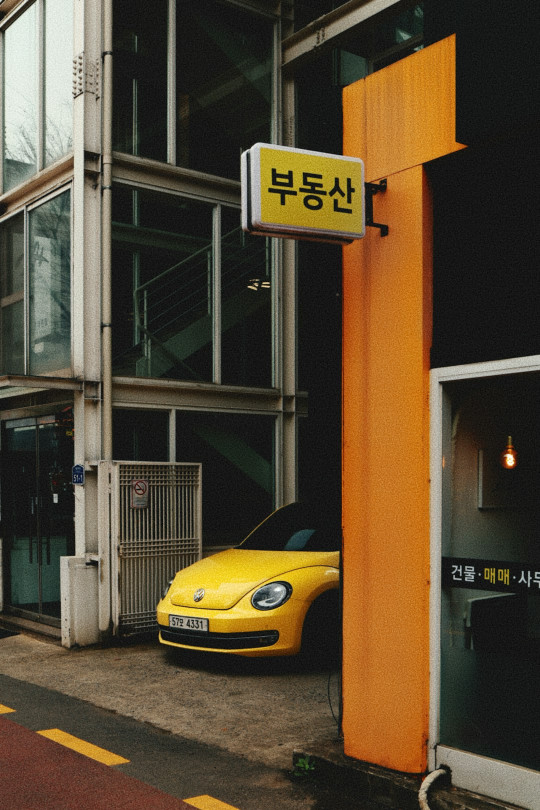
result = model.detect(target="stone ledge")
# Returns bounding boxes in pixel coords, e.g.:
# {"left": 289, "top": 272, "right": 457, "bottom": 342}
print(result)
{"left": 292, "top": 740, "right": 524, "bottom": 810}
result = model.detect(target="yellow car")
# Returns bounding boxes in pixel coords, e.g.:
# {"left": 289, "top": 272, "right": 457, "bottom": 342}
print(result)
{"left": 157, "top": 502, "right": 341, "bottom": 658}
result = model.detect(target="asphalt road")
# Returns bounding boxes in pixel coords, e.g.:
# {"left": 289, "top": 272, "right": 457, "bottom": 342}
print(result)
{"left": 0, "top": 630, "right": 386, "bottom": 809}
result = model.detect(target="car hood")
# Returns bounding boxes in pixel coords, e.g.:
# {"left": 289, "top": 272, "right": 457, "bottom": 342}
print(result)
{"left": 169, "top": 549, "right": 339, "bottom": 610}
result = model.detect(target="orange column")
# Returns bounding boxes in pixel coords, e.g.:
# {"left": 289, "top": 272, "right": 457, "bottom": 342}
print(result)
{"left": 341, "top": 36, "right": 463, "bottom": 773}
{"left": 342, "top": 165, "right": 432, "bottom": 772}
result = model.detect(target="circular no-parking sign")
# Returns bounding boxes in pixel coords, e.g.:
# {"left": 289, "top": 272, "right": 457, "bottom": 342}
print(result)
{"left": 130, "top": 478, "right": 149, "bottom": 508}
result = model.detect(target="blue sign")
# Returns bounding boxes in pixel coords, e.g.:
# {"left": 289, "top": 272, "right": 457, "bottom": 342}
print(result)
{"left": 72, "top": 464, "right": 85, "bottom": 485}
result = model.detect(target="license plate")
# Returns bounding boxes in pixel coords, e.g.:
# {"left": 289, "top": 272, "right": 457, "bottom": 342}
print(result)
{"left": 169, "top": 614, "right": 209, "bottom": 632}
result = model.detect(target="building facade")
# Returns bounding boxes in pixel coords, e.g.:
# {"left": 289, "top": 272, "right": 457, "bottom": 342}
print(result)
{"left": 1, "top": 1, "right": 538, "bottom": 807}
{"left": 341, "top": 3, "right": 540, "bottom": 808}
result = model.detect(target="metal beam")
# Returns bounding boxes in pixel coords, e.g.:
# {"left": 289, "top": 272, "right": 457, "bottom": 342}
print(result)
{"left": 282, "top": 0, "right": 404, "bottom": 71}
{"left": 0, "top": 375, "right": 84, "bottom": 391}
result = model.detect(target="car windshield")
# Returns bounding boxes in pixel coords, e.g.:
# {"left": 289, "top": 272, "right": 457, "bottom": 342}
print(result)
{"left": 238, "top": 502, "right": 341, "bottom": 552}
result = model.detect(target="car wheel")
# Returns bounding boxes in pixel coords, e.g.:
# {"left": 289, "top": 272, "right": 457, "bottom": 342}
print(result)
{"left": 300, "top": 590, "right": 341, "bottom": 667}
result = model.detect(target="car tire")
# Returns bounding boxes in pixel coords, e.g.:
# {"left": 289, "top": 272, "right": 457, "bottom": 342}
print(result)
{"left": 300, "top": 589, "right": 341, "bottom": 667}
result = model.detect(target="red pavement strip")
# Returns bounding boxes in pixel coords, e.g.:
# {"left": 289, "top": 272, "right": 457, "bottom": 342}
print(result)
{"left": 0, "top": 715, "right": 197, "bottom": 810}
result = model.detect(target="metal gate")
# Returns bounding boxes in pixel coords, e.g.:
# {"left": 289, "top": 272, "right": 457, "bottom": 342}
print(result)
{"left": 100, "top": 461, "right": 202, "bottom": 635}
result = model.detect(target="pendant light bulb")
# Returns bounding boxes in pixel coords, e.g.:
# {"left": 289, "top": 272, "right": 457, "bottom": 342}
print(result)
{"left": 501, "top": 436, "right": 517, "bottom": 469}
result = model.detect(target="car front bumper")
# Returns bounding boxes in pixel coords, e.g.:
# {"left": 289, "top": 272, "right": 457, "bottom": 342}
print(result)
{"left": 158, "top": 623, "right": 279, "bottom": 651}
{"left": 156, "top": 602, "right": 302, "bottom": 657}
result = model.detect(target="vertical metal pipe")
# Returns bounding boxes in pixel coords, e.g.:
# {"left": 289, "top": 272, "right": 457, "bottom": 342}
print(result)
{"left": 102, "top": 0, "right": 113, "bottom": 461}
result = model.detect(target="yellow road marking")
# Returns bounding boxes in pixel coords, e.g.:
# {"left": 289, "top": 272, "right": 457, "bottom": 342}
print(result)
{"left": 0, "top": 704, "right": 15, "bottom": 714}
{"left": 185, "top": 797, "right": 239, "bottom": 810}
{"left": 37, "top": 729, "right": 130, "bottom": 766}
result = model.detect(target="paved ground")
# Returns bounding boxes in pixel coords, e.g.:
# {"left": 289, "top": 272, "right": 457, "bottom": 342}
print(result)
{"left": 0, "top": 630, "right": 511, "bottom": 810}
{"left": 1, "top": 630, "right": 392, "bottom": 809}
{"left": 0, "top": 631, "right": 342, "bottom": 772}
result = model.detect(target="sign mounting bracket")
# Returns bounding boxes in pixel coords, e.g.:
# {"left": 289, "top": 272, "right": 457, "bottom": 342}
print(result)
{"left": 365, "top": 180, "right": 389, "bottom": 236}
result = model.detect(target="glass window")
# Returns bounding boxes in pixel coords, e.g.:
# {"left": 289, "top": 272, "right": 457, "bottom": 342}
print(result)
{"left": 112, "top": 186, "right": 273, "bottom": 387}
{"left": 0, "top": 214, "right": 25, "bottom": 373}
{"left": 112, "top": 187, "right": 214, "bottom": 381}
{"left": 176, "top": 0, "right": 273, "bottom": 178}
{"left": 28, "top": 192, "right": 71, "bottom": 374}
{"left": 220, "top": 207, "right": 271, "bottom": 387}
{"left": 176, "top": 410, "right": 274, "bottom": 548}
{"left": 113, "top": 409, "right": 169, "bottom": 461}
{"left": 2, "top": 0, "right": 73, "bottom": 193}
{"left": 3, "top": 4, "right": 38, "bottom": 190}
{"left": 112, "top": 0, "right": 168, "bottom": 160}
{"left": 0, "top": 191, "right": 71, "bottom": 375}
{"left": 44, "top": 0, "right": 74, "bottom": 164}
{"left": 112, "top": 0, "right": 275, "bottom": 179}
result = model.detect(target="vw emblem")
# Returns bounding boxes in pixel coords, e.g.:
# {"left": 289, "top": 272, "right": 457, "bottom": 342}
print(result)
{"left": 193, "top": 588, "right": 205, "bottom": 603}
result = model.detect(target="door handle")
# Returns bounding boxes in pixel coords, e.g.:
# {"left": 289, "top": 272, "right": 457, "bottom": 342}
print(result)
{"left": 29, "top": 496, "right": 35, "bottom": 563}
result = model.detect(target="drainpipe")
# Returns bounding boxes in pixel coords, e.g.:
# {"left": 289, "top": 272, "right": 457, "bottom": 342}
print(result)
{"left": 97, "top": 0, "right": 114, "bottom": 638}
{"left": 101, "top": 0, "right": 113, "bottom": 462}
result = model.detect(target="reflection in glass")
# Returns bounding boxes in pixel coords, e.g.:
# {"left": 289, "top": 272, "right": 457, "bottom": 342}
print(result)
{"left": 176, "top": 0, "right": 273, "bottom": 178}
{"left": 44, "top": 0, "right": 73, "bottom": 165}
{"left": 28, "top": 192, "right": 71, "bottom": 374}
{"left": 0, "top": 214, "right": 25, "bottom": 373}
{"left": 112, "top": 0, "right": 274, "bottom": 178}
{"left": 3, "top": 5, "right": 38, "bottom": 191}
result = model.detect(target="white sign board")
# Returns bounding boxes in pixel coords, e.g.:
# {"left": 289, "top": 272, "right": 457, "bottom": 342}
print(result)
{"left": 130, "top": 478, "right": 149, "bottom": 509}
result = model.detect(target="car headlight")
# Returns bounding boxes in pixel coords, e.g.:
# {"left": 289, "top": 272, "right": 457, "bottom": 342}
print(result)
{"left": 251, "top": 581, "right": 292, "bottom": 611}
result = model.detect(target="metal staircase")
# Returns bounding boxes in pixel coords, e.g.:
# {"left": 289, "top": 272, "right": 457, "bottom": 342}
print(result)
{"left": 121, "top": 225, "right": 269, "bottom": 379}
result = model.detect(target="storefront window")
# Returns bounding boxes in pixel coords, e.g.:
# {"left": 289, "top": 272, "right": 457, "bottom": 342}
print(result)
{"left": 440, "top": 373, "right": 540, "bottom": 771}
{"left": 176, "top": 410, "right": 275, "bottom": 548}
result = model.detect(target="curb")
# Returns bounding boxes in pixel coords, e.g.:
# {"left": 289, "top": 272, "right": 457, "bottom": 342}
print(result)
{"left": 292, "top": 742, "right": 523, "bottom": 810}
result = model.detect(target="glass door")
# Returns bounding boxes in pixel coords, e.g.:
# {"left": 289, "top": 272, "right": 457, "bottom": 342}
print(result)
{"left": 2, "top": 412, "right": 74, "bottom": 624}
{"left": 430, "top": 363, "right": 540, "bottom": 809}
